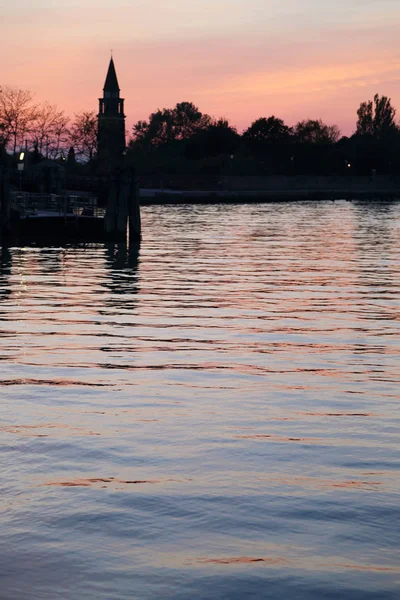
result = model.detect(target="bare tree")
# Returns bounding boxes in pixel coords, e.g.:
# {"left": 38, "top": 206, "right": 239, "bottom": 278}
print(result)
{"left": 69, "top": 111, "right": 98, "bottom": 161}
{"left": 0, "top": 119, "right": 8, "bottom": 150}
{"left": 50, "top": 113, "right": 70, "bottom": 160}
{"left": 0, "top": 86, "right": 12, "bottom": 150}
{"left": 0, "top": 86, "right": 38, "bottom": 153}
{"left": 31, "top": 102, "right": 69, "bottom": 159}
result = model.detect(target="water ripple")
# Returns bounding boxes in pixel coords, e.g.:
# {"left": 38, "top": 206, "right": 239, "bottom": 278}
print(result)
{"left": 1, "top": 201, "right": 400, "bottom": 599}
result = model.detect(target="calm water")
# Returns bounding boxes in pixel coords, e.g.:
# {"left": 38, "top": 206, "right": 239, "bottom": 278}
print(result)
{"left": 1, "top": 200, "right": 399, "bottom": 599}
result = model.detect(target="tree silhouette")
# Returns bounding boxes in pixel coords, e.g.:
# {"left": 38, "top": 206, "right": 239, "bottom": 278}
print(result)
{"left": 132, "top": 108, "right": 174, "bottom": 147}
{"left": 31, "top": 102, "right": 69, "bottom": 159}
{"left": 0, "top": 86, "right": 38, "bottom": 153}
{"left": 173, "top": 102, "right": 211, "bottom": 140}
{"left": 132, "top": 102, "right": 211, "bottom": 148}
{"left": 356, "top": 94, "right": 397, "bottom": 137}
{"left": 186, "top": 118, "right": 240, "bottom": 158}
{"left": 69, "top": 111, "right": 98, "bottom": 161}
{"left": 243, "top": 116, "right": 292, "bottom": 170}
{"left": 294, "top": 119, "right": 340, "bottom": 145}
{"left": 243, "top": 116, "right": 292, "bottom": 145}
{"left": 0, "top": 120, "right": 7, "bottom": 151}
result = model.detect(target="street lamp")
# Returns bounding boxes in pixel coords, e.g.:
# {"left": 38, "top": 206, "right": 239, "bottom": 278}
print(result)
{"left": 17, "top": 151, "right": 25, "bottom": 191}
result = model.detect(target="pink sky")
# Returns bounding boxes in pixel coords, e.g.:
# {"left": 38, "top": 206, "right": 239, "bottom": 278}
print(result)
{"left": 2, "top": 1, "right": 400, "bottom": 137}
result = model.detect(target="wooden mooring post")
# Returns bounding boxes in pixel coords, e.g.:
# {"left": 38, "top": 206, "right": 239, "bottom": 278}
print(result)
{"left": 128, "top": 171, "right": 141, "bottom": 243}
{"left": 104, "top": 167, "right": 141, "bottom": 242}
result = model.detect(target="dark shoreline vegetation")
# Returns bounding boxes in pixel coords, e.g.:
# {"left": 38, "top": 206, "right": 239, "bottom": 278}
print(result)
{"left": 1, "top": 88, "right": 400, "bottom": 179}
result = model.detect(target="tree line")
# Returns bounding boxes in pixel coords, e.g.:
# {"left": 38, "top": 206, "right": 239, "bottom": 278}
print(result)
{"left": 127, "top": 96, "right": 399, "bottom": 176}
{"left": 1, "top": 84, "right": 399, "bottom": 176}
{"left": 0, "top": 85, "right": 97, "bottom": 162}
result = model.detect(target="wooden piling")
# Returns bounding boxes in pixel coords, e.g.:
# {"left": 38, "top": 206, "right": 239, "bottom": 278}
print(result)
{"left": 104, "top": 168, "right": 127, "bottom": 241}
{"left": 128, "top": 168, "right": 141, "bottom": 243}
{"left": 104, "top": 166, "right": 141, "bottom": 242}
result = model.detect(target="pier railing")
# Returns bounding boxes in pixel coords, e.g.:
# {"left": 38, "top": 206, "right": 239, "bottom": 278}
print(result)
{"left": 10, "top": 193, "right": 104, "bottom": 218}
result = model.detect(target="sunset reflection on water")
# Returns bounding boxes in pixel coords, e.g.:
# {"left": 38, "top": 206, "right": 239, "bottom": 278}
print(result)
{"left": 1, "top": 200, "right": 399, "bottom": 600}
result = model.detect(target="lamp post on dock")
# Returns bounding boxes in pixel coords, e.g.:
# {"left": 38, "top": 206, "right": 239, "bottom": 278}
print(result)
{"left": 17, "top": 151, "right": 25, "bottom": 191}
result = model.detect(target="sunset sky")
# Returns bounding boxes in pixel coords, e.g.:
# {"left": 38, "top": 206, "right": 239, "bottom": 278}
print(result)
{"left": 2, "top": 0, "right": 400, "bottom": 136}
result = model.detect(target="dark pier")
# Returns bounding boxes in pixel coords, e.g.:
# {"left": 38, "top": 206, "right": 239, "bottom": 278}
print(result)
{"left": 0, "top": 176, "right": 140, "bottom": 245}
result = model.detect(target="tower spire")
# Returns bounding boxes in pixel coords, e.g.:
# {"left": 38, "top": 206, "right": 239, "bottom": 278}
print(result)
{"left": 103, "top": 57, "right": 120, "bottom": 94}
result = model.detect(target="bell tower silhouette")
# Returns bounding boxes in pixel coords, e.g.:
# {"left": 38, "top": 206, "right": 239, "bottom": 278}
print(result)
{"left": 97, "top": 57, "right": 126, "bottom": 171}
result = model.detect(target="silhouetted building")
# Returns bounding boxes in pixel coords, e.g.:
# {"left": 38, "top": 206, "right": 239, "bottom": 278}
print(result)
{"left": 98, "top": 57, "right": 126, "bottom": 172}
